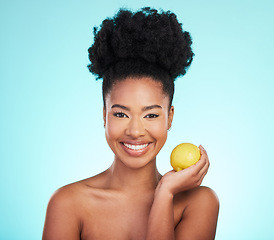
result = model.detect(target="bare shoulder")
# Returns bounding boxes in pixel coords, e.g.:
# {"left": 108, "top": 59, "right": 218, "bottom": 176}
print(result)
{"left": 43, "top": 174, "right": 106, "bottom": 240}
{"left": 47, "top": 172, "right": 107, "bottom": 208}
{"left": 42, "top": 183, "right": 81, "bottom": 240}
{"left": 174, "top": 187, "right": 219, "bottom": 240}
{"left": 186, "top": 186, "right": 219, "bottom": 206}
{"left": 47, "top": 181, "right": 83, "bottom": 208}
{"left": 175, "top": 186, "right": 219, "bottom": 209}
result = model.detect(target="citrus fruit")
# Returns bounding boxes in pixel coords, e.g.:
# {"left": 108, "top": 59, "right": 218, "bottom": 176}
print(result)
{"left": 170, "top": 143, "right": 201, "bottom": 171}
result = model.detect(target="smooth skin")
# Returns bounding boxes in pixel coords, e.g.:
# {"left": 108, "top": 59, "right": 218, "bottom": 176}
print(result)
{"left": 42, "top": 77, "right": 219, "bottom": 240}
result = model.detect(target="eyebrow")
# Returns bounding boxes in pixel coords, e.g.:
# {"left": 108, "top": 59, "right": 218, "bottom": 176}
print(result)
{"left": 111, "top": 104, "right": 162, "bottom": 111}
{"left": 111, "top": 104, "right": 130, "bottom": 111}
{"left": 142, "top": 105, "right": 162, "bottom": 111}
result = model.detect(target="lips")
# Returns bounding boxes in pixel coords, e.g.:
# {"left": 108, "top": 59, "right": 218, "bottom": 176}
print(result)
{"left": 120, "top": 142, "right": 152, "bottom": 157}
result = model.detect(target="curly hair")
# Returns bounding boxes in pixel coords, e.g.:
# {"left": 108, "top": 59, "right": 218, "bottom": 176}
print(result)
{"left": 87, "top": 7, "right": 194, "bottom": 108}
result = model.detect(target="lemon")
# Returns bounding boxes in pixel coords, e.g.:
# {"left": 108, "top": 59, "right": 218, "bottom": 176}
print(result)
{"left": 170, "top": 143, "right": 201, "bottom": 171}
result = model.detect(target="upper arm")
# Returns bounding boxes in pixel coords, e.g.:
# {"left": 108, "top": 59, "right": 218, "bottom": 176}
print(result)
{"left": 42, "top": 187, "right": 81, "bottom": 240}
{"left": 175, "top": 186, "right": 219, "bottom": 240}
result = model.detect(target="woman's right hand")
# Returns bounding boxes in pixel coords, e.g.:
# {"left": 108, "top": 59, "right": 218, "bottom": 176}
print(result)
{"left": 156, "top": 145, "right": 210, "bottom": 196}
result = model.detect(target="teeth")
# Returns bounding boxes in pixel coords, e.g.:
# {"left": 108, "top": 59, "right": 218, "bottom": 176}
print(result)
{"left": 123, "top": 143, "right": 149, "bottom": 150}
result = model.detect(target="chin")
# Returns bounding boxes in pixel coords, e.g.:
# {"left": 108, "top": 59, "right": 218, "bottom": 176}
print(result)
{"left": 114, "top": 154, "right": 157, "bottom": 170}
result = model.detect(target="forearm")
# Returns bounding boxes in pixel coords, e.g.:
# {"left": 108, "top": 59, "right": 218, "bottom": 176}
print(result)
{"left": 145, "top": 183, "right": 175, "bottom": 240}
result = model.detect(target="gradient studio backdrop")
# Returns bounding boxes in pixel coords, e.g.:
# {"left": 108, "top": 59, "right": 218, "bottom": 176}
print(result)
{"left": 1, "top": 0, "right": 273, "bottom": 239}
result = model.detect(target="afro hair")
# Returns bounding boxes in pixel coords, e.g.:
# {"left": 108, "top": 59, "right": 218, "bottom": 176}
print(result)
{"left": 87, "top": 7, "right": 194, "bottom": 107}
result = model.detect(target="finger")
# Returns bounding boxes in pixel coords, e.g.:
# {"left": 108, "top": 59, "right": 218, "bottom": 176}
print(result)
{"left": 197, "top": 171, "right": 207, "bottom": 186}
{"left": 190, "top": 149, "right": 207, "bottom": 174}
{"left": 195, "top": 145, "right": 210, "bottom": 176}
{"left": 197, "top": 154, "right": 210, "bottom": 184}
{"left": 176, "top": 145, "right": 208, "bottom": 176}
{"left": 199, "top": 145, "right": 209, "bottom": 165}
{"left": 199, "top": 145, "right": 208, "bottom": 159}
{"left": 183, "top": 160, "right": 205, "bottom": 178}
{"left": 198, "top": 157, "right": 209, "bottom": 177}
{"left": 197, "top": 167, "right": 209, "bottom": 185}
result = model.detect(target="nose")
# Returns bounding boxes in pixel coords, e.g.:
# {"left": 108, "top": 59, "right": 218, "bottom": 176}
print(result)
{"left": 125, "top": 117, "right": 146, "bottom": 138}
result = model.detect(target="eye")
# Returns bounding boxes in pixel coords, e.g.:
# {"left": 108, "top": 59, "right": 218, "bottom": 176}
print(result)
{"left": 113, "top": 112, "right": 128, "bottom": 118}
{"left": 144, "top": 114, "right": 159, "bottom": 119}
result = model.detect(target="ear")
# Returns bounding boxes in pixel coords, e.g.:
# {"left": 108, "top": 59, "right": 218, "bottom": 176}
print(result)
{"left": 168, "top": 106, "right": 174, "bottom": 130}
{"left": 103, "top": 107, "right": 106, "bottom": 128}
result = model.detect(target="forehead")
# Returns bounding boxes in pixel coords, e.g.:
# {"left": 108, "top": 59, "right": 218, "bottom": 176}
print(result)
{"left": 105, "top": 77, "right": 169, "bottom": 108}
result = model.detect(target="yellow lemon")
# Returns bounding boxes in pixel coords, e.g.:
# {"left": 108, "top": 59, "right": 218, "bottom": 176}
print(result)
{"left": 170, "top": 143, "right": 201, "bottom": 171}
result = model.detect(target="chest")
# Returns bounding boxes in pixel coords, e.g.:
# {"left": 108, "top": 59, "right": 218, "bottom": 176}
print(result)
{"left": 79, "top": 194, "right": 183, "bottom": 240}
{"left": 80, "top": 196, "right": 150, "bottom": 240}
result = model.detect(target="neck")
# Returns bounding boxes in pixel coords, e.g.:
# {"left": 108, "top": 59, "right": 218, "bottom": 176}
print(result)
{"left": 105, "top": 157, "right": 162, "bottom": 193}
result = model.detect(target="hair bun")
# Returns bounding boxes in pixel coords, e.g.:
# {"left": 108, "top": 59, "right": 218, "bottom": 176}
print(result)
{"left": 88, "top": 7, "right": 194, "bottom": 80}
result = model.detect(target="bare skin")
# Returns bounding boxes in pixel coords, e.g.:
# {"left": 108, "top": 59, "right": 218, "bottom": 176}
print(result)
{"left": 42, "top": 77, "right": 219, "bottom": 240}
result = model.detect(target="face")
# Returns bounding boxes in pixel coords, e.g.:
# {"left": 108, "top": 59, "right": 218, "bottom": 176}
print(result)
{"left": 103, "top": 77, "right": 174, "bottom": 169}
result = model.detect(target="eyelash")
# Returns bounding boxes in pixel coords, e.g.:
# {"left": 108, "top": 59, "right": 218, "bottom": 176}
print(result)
{"left": 113, "top": 112, "right": 159, "bottom": 119}
{"left": 113, "top": 112, "right": 128, "bottom": 118}
{"left": 144, "top": 114, "right": 159, "bottom": 119}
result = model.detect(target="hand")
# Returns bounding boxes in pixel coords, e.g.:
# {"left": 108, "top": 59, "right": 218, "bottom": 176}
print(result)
{"left": 157, "top": 145, "right": 209, "bottom": 196}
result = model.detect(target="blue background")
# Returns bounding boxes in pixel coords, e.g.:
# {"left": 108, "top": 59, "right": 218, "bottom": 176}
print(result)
{"left": 1, "top": 0, "right": 273, "bottom": 239}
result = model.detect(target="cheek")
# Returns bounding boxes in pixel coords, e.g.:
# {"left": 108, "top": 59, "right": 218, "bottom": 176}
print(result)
{"left": 146, "top": 118, "right": 168, "bottom": 139}
{"left": 105, "top": 116, "right": 125, "bottom": 140}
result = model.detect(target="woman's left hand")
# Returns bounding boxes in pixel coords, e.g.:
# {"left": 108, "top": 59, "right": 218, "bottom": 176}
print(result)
{"left": 157, "top": 145, "right": 210, "bottom": 196}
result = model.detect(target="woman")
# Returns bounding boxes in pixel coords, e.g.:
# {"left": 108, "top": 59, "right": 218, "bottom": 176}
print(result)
{"left": 42, "top": 7, "right": 219, "bottom": 240}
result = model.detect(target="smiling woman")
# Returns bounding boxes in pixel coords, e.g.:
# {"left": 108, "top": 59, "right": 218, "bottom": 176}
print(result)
{"left": 104, "top": 77, "right": 172, "bottom": 168}
{"left": 42, "top": 7, "right": 219, "bottom": 240}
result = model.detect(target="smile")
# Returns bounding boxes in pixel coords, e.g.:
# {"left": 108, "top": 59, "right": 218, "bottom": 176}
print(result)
{"left": 122, "top": 143, "right": 149, "bottom": 151}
